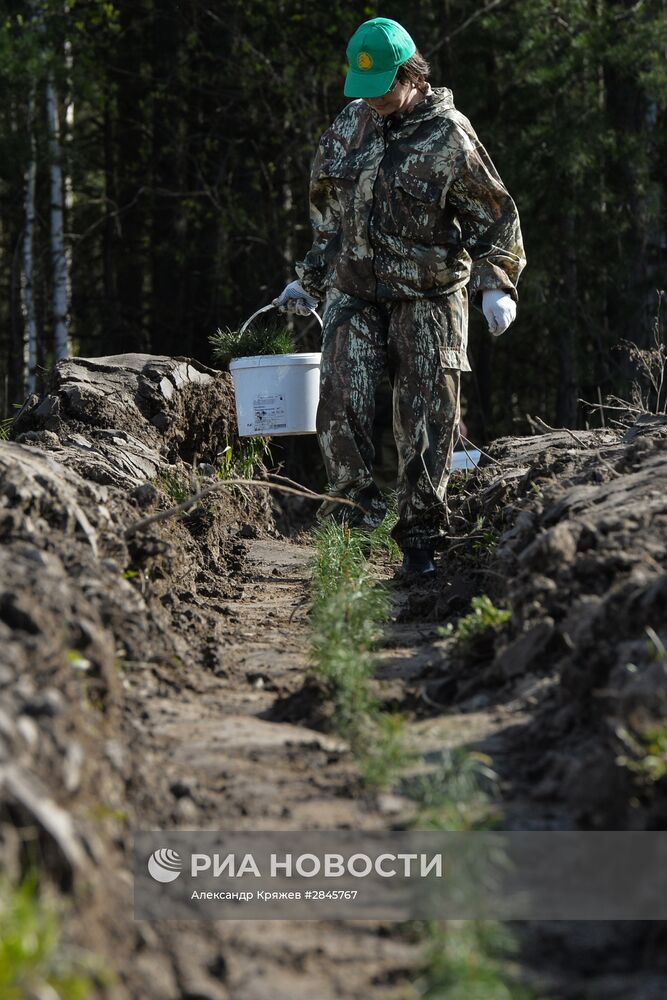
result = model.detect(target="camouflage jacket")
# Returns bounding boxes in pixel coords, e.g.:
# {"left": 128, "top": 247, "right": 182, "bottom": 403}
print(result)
{"left": 295, "top": 87, "right": 525, "bottom": 308}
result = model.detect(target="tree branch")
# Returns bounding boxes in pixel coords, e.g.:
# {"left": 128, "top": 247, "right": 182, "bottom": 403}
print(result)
{"left": 124, "top": 478, "right": 361, "bottom": 538}
{"left": 425, "top": 0, "right": 511, "bottom": 57}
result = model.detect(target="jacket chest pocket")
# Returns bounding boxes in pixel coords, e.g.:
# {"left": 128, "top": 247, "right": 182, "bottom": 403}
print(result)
{"left": 382, "top": 171, "right": 445, "bottom": 243}
{"left": 321, "top": 156, "right": 367, "bottom": 219}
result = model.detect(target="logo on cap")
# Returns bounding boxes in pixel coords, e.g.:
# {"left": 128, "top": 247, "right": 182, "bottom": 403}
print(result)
{"left": 357, "top": 51, "right": 373, "bottom": 70}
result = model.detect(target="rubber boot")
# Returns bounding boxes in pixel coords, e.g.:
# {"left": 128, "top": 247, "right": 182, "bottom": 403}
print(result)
{"left": 401, "top": 547, "right": 436, "bottom": 578}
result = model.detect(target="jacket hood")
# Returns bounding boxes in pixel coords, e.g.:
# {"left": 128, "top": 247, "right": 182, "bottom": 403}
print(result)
{"left": 367, "top": 85, "right": 456, "bottom": 130}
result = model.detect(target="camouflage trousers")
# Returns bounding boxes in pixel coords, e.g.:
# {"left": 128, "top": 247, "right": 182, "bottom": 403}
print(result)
{"left": 316, "top": 288, "right": 464, "bottom": 550}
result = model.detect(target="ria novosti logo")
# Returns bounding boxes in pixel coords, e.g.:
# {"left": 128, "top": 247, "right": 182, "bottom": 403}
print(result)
{"left": 148, "top": 848, "right": 183, "bottom": 883}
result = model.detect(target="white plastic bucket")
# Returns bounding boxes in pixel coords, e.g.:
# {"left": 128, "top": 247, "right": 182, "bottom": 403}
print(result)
{"left": 229, "top": 353, "right": 322, "bottom": 437}
{"left": 451, "top": 448, "right": 481, "bottom": 471}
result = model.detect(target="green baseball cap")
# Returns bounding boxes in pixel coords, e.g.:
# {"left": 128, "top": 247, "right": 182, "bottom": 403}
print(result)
{"left": 344, "top": 17, "right": 416, "bottom": 99}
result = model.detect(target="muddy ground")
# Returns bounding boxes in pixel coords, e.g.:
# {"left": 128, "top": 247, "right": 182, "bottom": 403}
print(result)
{"left": 1, "top": 354, "right": 667, "bottom": 999}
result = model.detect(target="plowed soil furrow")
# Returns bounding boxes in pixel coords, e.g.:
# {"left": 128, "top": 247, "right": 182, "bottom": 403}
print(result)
{"left": 9, "top": 358, "right": 667, "bottom": 998}
{"left": 126, "top": 526, "right": 581, "bottom": 999}
{"left": 125, "top": 536, "right": 432, "bottom": 1000}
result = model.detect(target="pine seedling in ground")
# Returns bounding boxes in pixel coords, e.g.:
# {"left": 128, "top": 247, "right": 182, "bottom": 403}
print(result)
{"left": 308, "top": 517, "right": 412, "bottom": 788}
{"left": 396, "top": 753, "right": 533, "bottom": 996}
{"left": 310, "top": 524, "right": 534, "bottom": 991}
{"left": 414, "top": 920, "right": 538, "bottom": 1000}
{"left": 309, "top": 521, "right": 371, "bottom": 605}
{"left": 356, "top": 711, "right": 411, "bottom": 788}
{"left": 309, "top": 553, "right": 387, "bottom": 733}
{"left": 401, "top": 748, "right": 501, "bottom": 832}
{"left": 366, "top": 491, "right": 401, "bottom": 561}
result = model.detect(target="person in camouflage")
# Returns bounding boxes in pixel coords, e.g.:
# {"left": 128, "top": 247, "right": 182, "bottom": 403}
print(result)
{"left": 276, "top": 17, "right": 526, "bottom": 577}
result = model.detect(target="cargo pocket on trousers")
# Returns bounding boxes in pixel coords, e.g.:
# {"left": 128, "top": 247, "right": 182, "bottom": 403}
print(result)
{"left": 433, "top": 288, "right": 470, "bottom": 372}
{"left": 439, "top": 346, "right": 462, "bottom": 368}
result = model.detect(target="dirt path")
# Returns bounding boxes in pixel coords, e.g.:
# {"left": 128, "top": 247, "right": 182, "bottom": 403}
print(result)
{"left": 133, "top": 537, "right": 394, "bottom": 830}
{"left": 123, "top": 530, "right": 558, "bottom": 1000}
{"left": 124, "top": 536, "right": 431, "bottom": 1000}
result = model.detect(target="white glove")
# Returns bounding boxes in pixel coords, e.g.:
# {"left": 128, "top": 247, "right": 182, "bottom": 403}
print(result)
{"left": 483, "top": 290, "right": 516, "bottom": 337}
{"left": 273, "top": 280, "right": 319, "bottom": 317}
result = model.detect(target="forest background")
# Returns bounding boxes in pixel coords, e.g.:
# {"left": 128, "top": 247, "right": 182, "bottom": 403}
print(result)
{"left": 0, "top": 0, "right": 666, "bottom": 444}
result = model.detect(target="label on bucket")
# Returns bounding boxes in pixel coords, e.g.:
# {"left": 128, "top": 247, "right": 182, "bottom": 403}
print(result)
{"left": 253, "top": 394, "right": 287, "bottom": 432}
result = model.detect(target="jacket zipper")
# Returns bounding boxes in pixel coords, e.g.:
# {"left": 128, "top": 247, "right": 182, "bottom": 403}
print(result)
{"left": 368, "top": 118, "right": 389, "bottom": 304}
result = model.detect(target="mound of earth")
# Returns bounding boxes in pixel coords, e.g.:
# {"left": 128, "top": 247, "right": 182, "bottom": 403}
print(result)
{"left": 428, "top": 414, "right": 667, "bottom": 830}
{"left": 1, "top": 354, "right": 276, "bottom": 991}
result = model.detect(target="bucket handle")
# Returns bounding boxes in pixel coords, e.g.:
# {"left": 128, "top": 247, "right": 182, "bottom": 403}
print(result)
{"left": 239, "top": 301, "right": 323, "bottom": 337}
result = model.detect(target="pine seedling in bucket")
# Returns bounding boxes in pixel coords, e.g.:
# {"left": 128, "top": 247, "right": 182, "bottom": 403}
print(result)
{"left": 209, "top": 316, "right": 295, "bottom": 370}
{"left": 213, "top": 304, "right": 322, "bottom": 437}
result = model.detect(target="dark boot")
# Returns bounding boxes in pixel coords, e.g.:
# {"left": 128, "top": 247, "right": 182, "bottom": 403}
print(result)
{"left": 318, "top": 482, "right": 387, "bottom": 533}
{"left": 401, "top": 547, "right": 436, "bottom": 578}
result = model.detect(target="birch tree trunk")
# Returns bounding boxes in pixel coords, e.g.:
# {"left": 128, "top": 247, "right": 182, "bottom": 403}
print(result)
{"left": 21, "top": 86, "right": 38, "bottom": 395}
{"left": 46, "top": 71, "right": 70, "bottom": 361}
{"left": 63, "top": 31, "right": 74, "bottom": 320}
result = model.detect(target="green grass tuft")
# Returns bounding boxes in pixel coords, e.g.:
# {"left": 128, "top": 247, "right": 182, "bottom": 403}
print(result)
{"left": 158, "top": 469, "right": 193, "bottom": 503}
{"left": 439, "top": 595, "right": 511, "bottom": 655}
{"left": 217, "top": 437, "right": 272, "bottom": 481}
{"left": 0, "top": 875, "right": 104, "bottom": 999}
{"left": 617, "top": 723, "right": 667, "bottom": 785}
